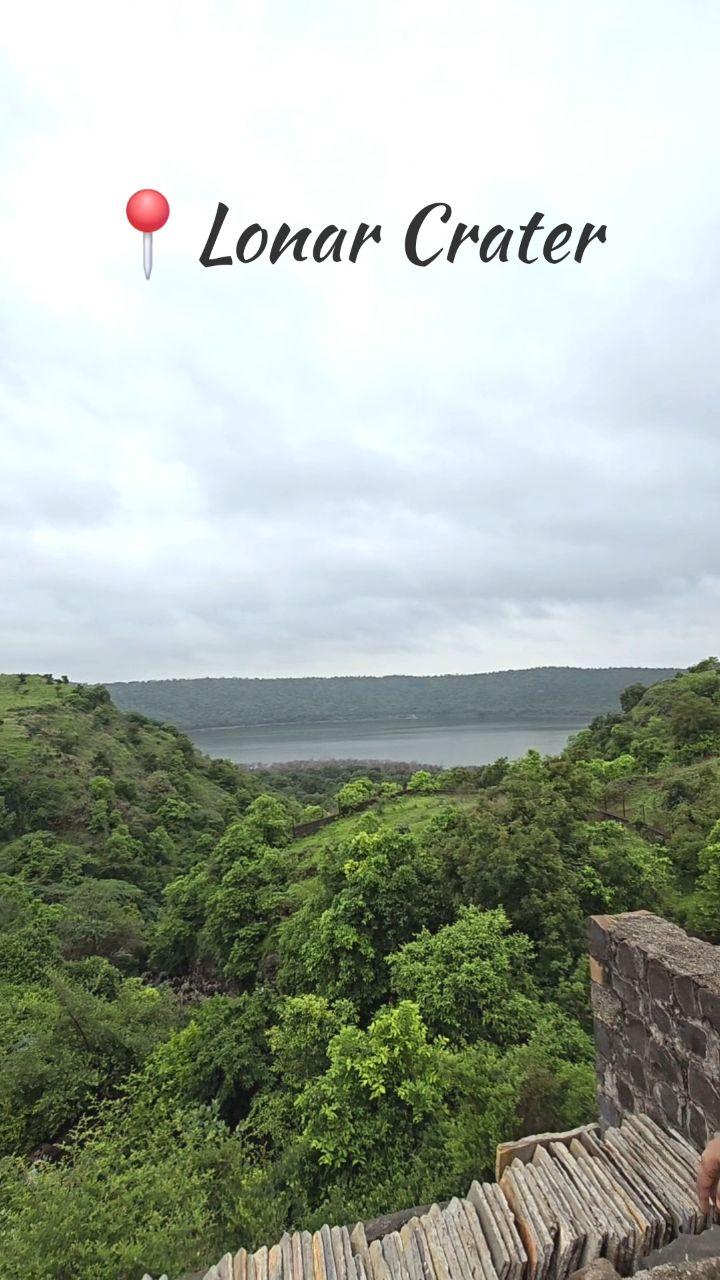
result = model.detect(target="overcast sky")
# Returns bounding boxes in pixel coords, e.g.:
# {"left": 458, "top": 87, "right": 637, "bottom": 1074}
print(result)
{"left": 1, "top": 1, "right": 719, "bottom": 682}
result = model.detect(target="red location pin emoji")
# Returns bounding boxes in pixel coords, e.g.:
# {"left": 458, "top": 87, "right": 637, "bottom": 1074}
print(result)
{"left": 126, "top": 189, "right": 170, "bottom": 279}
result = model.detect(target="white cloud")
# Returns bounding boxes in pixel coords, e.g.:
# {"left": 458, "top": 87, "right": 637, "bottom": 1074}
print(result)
{"left": 0, "top": 0, "right": 718, "bottom": 679}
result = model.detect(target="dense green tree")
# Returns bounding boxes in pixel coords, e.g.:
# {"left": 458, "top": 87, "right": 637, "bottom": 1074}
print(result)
{"left": 148, "top": 993, "right": 272, "bottom": 1122}
{"left": 278, "top": 829, "right": 448, "bottom": 1008}
{"left": 407, "top": 770, "right": 440, "bottom": 793}
{"left": 300, "top": 804, "right": 326, "bottom": 823}
{"left": 0, "top": 1093, "right": 260, "bottom": 1280}
{"left": 243, "top": 794, "right": 293, "bottom": 847}
{"left": 388, "top": 907, "right": 539, "bottom": 1045}
{"left": 428, "top": 792, "right": 586, "bottom": 984}
{"left": 3, "top": 665, "right": 715, "bottom": 1280}
{"left": 619, "top": 683, "right": 647, "bottom": 713}
{"left": 336, "top": 777, "right": 375, "bottom": 815}
{"left": 0, "top": 876, "right": 61, "bottom": 983}
{"left": 578, "top": 821, "right": 671, "bottom": 916}
{"left": 670, "top": 692, "right": 720, "bottom": 757}
{"left": 439, "top": 1009, "right": 595, "bottom": 1187}
{"left": 201, "top": 847, "right": 287, "bottom": 984}
{"left": 55, "top": 880, "right": 149, "bottom": 972}
{"left": 267, "top": 995, "right": 356, "bottom": 1091}
{"left": 0, "top": 831, "right": 86, "bottom": 885}
{"left": 586, "top": 753, "right": 636, "bottom": 782}
{"left": 149, "top": 865, "right": 212, "bottom": 974}
{"left": 0, "top": 973, "right": 177, "bottom": 1155}
{"left": 88, "top": 776, "right": 115, "bottom": 835}
{"left": 687, "top": 820, "right": 720, "bottom": 939}
{"left": 297, "top": 1001, "right": 450, "bottom": 1174}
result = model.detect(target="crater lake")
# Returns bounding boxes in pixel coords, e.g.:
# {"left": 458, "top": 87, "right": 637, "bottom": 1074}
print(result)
{"left": 188, "top": 715, "right": 587, "bottom": 766}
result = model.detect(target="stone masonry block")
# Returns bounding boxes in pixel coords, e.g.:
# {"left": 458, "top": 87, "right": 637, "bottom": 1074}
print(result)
{"left": 591, "top": 981, "right": 622, "bottom": 1027}
{"left": 699, "top": 984, "right": 720, "bottom": 1033}
{"left": 649, "top": 1000, "right": 673, "bottom": 1038}
{"left": 595, "top": 1019, "right": 614, "bottom": 1061}
{"left": 653, "top": 1079, "right": 684, "bottom": 1127}
{"left": 598, "top": 1093, "right": 621, "bottom": 1129}
{"left": 588, "top": 915, "right": 615, "bottom": 965}
{"left": 688, "top": 1064, "right": 720, "bottom": 1123}
{"left": 610, "top": 971, "right": 644, "bottom": 1015}
{"left": 704, "top": 1028, "right": 720, "bottom": 1076}
{"left": 649, "top": 1040, "right": 684, "bottom": 1088}
{"left": 616, "top": 940, "right": 645, "bottom": 981}
{"left": 616, "top": 1076, "right": 635, "bottom": 1113}
{"left": 647, "top": 959, "right": 673, "bottom": 1003}
{"left": 628, "top": 1054, "right": 648, "bottom": 1091}
{"left": 677, "top": 1021, "right": 708, "bottom": 1059}
{"left": 590, "top": 913, "right": 720, "bottom": 1148}
{"left": 626, "top": 1015, "right": 651, "bottom": 1056}
{"left": 674, "top": 972, "right": 699, "bottom": 1018}
{"left": 687, "top": 1100, "right": 709, "bottom": 1150}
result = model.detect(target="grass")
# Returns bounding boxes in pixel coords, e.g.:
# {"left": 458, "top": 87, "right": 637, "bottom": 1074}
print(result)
{"left": 0, "top": 672, "right": 239, "bottom": 840}
{"left": 0, "top": 675, "right": 75, "bottom": 716}
{"left": 0, "top": 674, "right": 76, "bottom": 758}
{"left": 0, "top": 673, "right": 74, "bottom": 713}
{"left": 288, "top": 791, "right": 475, "bottom": 876}
{"left": 601, "top": 756, "right": 720, "bottom": 840}
{"left": 277, "top": 790, "right": 476, "bottom": 916}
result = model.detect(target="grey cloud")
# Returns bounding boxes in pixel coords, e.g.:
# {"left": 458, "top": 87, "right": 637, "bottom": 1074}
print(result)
{"left": 0, "top": 2, "right": 719, "bottom": 679}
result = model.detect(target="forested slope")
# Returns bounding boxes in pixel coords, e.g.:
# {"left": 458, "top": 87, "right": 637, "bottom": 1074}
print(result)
{"left": 106, "top": 666, "right": 679, "bottom": 730}
{"left": 4, "top": 662, "right": 720, "bottom": 1280}
{"left": 0, "top": 674, "right": 262, "bottom": 888}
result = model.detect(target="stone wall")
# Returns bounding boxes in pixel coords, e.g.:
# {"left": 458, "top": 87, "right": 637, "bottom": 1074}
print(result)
{"left": 589, "top": 909, "right": 720, "bottom": 1149}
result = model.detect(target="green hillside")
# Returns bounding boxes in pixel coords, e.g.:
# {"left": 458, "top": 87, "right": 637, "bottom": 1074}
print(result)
{"left": 568, "top": 657, "right": 720, "bottom": 900}
{"left": 0, "top": 673, "right": 261, "bottom": 896}
{"left": 105, "top": 665, "right": 680, "bottom": 730}
{"left": 4, "top": 662, "right": 720, "bottom": 1280}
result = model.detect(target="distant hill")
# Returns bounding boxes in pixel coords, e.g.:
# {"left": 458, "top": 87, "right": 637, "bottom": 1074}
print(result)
{"left": 105, "top": 666, "right": 681, "bottom": 730}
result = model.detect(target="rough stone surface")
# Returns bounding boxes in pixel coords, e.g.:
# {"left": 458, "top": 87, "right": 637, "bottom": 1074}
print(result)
{"left": 576, "top": 1261, "right": 720, "bottom": 1280}
{"left": 568, "top": 1259, "right": 620, "bottom": 1280}
{"left": 365, "top": 1206, "right": 437, "bottom": 1244}
{"left": 645, "top": 1262, "right": 720, "bottom": 1280}
{"left": 637, "top": 1228, "right": 720, "bottom": 1271}
{"left": 589, "top": 912, "right": 720, "bottom": 1149}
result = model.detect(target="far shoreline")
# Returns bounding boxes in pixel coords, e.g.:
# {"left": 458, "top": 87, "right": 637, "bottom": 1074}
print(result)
{"left": 189, "top": 712, "right": 593, "bottom": 735}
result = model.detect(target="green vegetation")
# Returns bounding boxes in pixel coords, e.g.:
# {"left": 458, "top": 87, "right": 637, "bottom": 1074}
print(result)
{"left": 250, "top": 760, "right": 432, "bottom": 813}
{"left": 5, "top": 662, "right": 720, "bottom": 1280}
{"left": 106, "top": 666, "right": 679, "bottom": 730}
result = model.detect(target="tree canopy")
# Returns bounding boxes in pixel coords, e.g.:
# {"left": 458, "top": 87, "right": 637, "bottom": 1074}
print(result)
{"left": 5, "top": 663, "right": 720, "bottom": 1280}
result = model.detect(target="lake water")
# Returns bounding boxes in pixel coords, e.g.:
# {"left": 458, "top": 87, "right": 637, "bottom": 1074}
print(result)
{"left": 189, "top": 717, "right": 587, "bottom": 767}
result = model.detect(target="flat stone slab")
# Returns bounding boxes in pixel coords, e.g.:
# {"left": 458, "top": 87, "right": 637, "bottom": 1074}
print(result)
{"left": 496, "top": 1126, "right": 600, "bottom": 1182}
